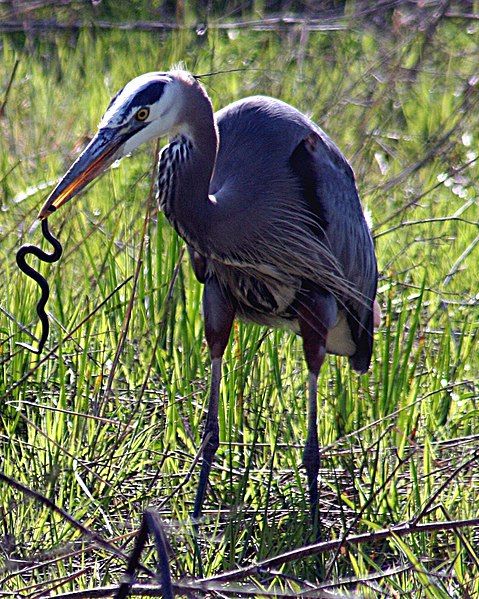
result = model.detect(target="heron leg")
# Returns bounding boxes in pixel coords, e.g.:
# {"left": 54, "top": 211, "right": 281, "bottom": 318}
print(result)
{"left": 297, "top": 291, "right": 335, "bottom": 535}
{"left": 192, "top": 276, "right": 235, "bottom": 520}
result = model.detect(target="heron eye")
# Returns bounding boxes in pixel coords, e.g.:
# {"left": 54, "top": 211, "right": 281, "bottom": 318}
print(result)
{"left": 135, "top": 107, "right": 149, "bottom": 121}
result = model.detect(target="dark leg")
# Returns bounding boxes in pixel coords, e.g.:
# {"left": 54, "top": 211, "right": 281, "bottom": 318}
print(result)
{"left": 296, "top": 290, "right": 336, "bottom": 535}
{"left": 192, "top": 276, "right": 235, "bottom": 520}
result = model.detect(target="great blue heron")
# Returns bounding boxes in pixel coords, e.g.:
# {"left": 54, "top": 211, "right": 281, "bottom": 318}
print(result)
{"left": 38, "top": 69, "right": 379, "bottom": 526}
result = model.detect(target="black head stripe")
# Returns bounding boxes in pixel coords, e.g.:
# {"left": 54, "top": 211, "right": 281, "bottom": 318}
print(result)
{"left": 103, "top": 75, "right": 170, "bottom": 127}
{"left": 128, "top": 81, "right": 167, "bottom": 111}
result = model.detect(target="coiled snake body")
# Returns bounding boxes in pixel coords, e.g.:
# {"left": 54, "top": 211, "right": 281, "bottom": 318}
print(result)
{"left": 16, "top": 219, "right": 62, "bottom": 354}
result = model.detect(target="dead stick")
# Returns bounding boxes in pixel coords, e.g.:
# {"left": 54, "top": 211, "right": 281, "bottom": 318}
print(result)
{"left": 0, "top": 59, "right": 19, "bottom": 117}
{"left": 115, "top": 510, "right": 173, "bottom": 599}
{"left": 204, "top": 516, "right": 479, "bottom": 583}
{"left": 0, "top": 473, "right": 155, "bottom": 579}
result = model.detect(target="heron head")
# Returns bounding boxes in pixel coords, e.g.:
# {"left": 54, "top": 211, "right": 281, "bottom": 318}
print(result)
{"left": 38, "top": 72, "right": 186, "bottom": 219}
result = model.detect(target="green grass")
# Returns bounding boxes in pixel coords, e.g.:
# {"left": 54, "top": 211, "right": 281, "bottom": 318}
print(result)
{"left": 1, "top": 14, "right": 479, "bottom": 598}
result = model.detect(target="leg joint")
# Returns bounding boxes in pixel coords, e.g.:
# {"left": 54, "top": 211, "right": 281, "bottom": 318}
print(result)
{"left": 202, "top": 425, "right": 219, "bottom": 455}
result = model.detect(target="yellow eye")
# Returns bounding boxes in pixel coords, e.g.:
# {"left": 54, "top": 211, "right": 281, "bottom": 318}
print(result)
{"left": 135, "top": 107, "right": 149, "bottom": 121}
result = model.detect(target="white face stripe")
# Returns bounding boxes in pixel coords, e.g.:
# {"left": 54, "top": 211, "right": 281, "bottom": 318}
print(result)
{"left": 118, "top": 78, "right": 186, "bottom": 157}
{"left": 99, "top": 72, "right": 173, "bottom": 128}
{"left": 95, "top": 72, "right": 188, "bottom": 159}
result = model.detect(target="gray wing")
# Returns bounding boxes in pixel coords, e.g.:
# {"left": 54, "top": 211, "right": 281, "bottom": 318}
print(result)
{"left": 210, "top": 96, "right": 377, "bottom": 372}
{"left": 289, "top": 130, "right": 378, "bottom": 373}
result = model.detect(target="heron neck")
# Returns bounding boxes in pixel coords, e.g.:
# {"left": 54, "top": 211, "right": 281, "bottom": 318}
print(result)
{"left": 159, "top": 80, "right": 218, "bottom": 254}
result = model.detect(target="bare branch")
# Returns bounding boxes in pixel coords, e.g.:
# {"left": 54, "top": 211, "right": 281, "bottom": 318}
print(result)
{"left": 0, "top": 473, "right": 155, "bottom": 579}
{"left": 204, "top": 517, "right": 479, "bottom": 584}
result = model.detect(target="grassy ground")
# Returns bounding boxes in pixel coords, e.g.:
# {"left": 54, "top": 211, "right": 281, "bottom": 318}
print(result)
{"left": 1, "top": 9, "right": 479, "bottom": 598}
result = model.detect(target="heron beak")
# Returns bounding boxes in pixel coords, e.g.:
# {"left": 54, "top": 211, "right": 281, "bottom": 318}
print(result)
{"left": 38, "top": 127, "right": 127, "bottom": 220}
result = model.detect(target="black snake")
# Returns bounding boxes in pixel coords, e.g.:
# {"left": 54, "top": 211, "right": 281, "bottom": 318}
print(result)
{"left": 16, "top": 219, "right": 62, "bottom": 354}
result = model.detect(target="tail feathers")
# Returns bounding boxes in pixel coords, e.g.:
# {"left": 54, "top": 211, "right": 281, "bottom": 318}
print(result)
{"left": 347, "top": 307, "right": 375, "bottom": 374}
